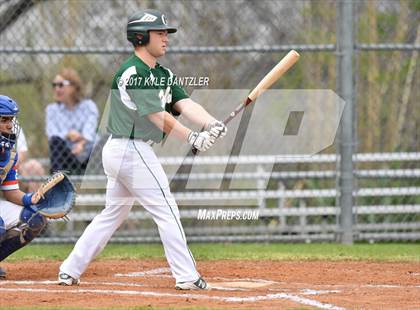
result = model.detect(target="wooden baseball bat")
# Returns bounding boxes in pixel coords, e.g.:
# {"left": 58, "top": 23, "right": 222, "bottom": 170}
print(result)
{"left": 223, "top": 49, "right": 300, "bottom": 125}
{"left": 192, "top": 49, "right": 300, "bottom": 154}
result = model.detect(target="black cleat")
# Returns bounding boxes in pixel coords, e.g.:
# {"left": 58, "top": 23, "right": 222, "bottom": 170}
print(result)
{"left": 175, "top": 277, "right": 209, "bottom": 290}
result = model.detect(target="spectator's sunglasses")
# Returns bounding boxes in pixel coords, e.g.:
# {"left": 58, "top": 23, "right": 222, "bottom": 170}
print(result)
{"left": 52, "top": 80, "right": 71, "bottom": 88}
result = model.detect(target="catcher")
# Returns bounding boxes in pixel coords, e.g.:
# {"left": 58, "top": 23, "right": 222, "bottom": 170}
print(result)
{"left": 0, "top": 95, "right": 75, "bottom": 279}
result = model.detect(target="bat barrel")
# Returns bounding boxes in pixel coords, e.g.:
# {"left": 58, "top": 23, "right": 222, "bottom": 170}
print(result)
{"left": 248, "top": 50, "right": 300, "bottom": 102}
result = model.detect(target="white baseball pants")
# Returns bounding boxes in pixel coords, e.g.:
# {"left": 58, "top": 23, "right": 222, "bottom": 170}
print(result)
{"left": 0, "top": 201, "right": 22, "bottom": 230}
{"left": 60, "top": 137, "right": 200, "bottom": 282}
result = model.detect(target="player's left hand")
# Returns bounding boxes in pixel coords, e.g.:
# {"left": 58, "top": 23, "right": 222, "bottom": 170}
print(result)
{"left": 207, "top": 120, "right": 227, "bottom": 139}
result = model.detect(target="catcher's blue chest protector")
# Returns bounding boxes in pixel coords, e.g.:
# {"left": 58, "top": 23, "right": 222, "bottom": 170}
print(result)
{"left": 0, "top": 150, "right": 16, "bottom": 184}
{"left": 0, "top": 217, "right": 5, "bottom": 242}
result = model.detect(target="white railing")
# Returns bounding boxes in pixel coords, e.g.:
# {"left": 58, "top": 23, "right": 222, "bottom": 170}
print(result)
{"left": 33, "top": 152, "right": 420, "bottom": 243}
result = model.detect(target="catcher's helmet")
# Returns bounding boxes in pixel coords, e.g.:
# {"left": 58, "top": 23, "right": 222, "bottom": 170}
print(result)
{"left": 0, "top": 95, "right": 20, "bottom": 150}
{"left": 127, "top": 9, "right": 177, "bottom": 46}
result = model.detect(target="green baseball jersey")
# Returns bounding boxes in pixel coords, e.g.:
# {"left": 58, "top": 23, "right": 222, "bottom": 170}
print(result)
{"left": 107, "top": 54, "right": 189, "bottom": 143}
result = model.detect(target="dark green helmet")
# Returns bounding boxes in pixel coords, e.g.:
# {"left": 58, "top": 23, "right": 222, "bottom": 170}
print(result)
{"left": 127, "top": 9, "right": 177, "bottom": 46}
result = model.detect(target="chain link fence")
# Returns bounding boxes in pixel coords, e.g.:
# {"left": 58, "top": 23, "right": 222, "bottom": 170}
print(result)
{"left": 352, "top": 1, "right": 419, "bottom": 242}
{"left": 0, "top": 0, "right": 418, "bottom": 242}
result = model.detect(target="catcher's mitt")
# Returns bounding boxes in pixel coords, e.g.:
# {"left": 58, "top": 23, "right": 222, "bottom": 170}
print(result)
{"left": 30, "top": 172, "right": 76, "bottom": 219}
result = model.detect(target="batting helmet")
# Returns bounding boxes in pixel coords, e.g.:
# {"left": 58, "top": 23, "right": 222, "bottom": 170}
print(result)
{"left": 0, "top": 95, "right": 20, "bottom": 150}
{"left": 127, "top": 9, "right": 177, "bottom": 46}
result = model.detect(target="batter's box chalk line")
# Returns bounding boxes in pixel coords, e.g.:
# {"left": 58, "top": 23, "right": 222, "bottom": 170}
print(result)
{"left": 114, "top": 267, "right": 281, "bottom": 291}
{"left": 114, "top": 267, "right": 171, "bottom": 277}
{"left": 213, "top": 276, "right": 279, "bottom": 284}
{"left": 0, "top": 287, "right": 345, "bottom": 310}
{"left": 0, "top": 280, "right": 146, "bottom": 287}
{"left": 299, "top": 289, "right": 341, "bottom": 295}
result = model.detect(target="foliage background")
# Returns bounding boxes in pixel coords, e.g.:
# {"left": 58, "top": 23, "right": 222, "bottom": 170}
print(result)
{"left": 0, "top": 0, "right": 418, "bottom": 157}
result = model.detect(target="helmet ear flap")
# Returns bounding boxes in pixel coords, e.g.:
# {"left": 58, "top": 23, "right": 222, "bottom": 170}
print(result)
{"left": 136, "top": 33, "right": 144, "bottom": 45}
{"left": 136, "top": 31, "right": 149, "bottom": 46}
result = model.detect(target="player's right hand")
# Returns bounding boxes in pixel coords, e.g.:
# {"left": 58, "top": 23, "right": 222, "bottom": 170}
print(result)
{"left": 207, "top": 120, "right": 227, "bottom": 139}
{"left": 188, "top": 131, "right": 215, "bottom": 152}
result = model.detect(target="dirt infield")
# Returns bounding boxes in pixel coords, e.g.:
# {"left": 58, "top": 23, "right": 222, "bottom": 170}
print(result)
{"left": 0, "top": 259, "right": 419, "bottom": 309}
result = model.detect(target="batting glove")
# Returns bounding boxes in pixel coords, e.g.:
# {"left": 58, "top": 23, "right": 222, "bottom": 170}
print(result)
{"left": 207, "top": 120, "right": 227, "bottom": 139}
{"left": 188, "top": 131, "right": 215, "bottom": 152}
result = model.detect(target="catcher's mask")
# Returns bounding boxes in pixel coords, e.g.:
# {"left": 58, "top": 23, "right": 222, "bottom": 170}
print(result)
{"left": 127, "top": 9, "right": 177, "bottom": 47}
{"left": 0, "top": 95, "right": 20, "bottom": 150}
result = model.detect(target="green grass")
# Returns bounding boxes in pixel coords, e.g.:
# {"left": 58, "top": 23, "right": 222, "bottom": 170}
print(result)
{"left": 5, "top": 243, "right": 420, "bottom": 262}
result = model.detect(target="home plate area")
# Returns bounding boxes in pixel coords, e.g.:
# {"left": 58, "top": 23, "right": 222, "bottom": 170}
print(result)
{"left": 0, "top": 260, "right": 419, "bottom": 309}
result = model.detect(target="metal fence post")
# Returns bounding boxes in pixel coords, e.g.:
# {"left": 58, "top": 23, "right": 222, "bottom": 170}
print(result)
{"left": 337, "top": 0, "right": 355, "bottom": 244}
{"left": 257, "top": 164, "right": 266, "bottom": 209}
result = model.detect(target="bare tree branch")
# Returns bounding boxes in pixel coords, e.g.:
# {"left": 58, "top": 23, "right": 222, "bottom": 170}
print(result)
{"left": 0, "top": 0, "right": 39, "bottom": 34}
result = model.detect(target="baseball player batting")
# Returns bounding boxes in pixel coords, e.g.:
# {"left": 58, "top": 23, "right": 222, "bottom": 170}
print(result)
{"left": 58, "top": 9, "right": 226, "bottom": 289}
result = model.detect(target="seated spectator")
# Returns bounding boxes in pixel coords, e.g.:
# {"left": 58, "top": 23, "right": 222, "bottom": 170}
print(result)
{"left": 46, "top": 68, "right": 99, "bottom": 175}
{"left": 16, "top": 130, "right": 45, "bottom": 192}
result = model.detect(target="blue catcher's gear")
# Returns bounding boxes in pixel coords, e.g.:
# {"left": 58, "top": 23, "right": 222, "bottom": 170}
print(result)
{"left": 28, "top": 172, "right": 76, "bottom": 219}
{"left": 0, "top": 208, "right": 46, "bottom": 261}
{"left": 0, "top": 95, "right": 19, "bottom": 116}
{"left": 0, "top": 95, "right": 20, "bottom": 150}
{"left": 19, "top": 207, "right": 47, "bottom": 238}
{"left": 0, "top": 216, "right": 5, "bottom": 243}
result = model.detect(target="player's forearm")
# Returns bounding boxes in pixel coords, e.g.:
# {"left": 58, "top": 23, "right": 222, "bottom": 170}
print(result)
{"left": 174, "top": 99, "right": 215, "bottom": 128}
{"left": 3, "top": 189, "right": 25, "bottom": 206}
{"left": 147, "top": 111, "right": 191, "bottom": 142}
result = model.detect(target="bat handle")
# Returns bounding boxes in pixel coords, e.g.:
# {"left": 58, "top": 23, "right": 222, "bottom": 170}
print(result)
{"left": 191, "top": 98, "right": 251, "bottom": 156}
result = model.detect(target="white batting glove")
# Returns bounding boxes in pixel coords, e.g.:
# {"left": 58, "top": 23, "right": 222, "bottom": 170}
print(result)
{"left": 207, "top": 120, "right": 227, "bottom": 139}
{"left": 188, "top": 131, "right": 215, "bottom": 152}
